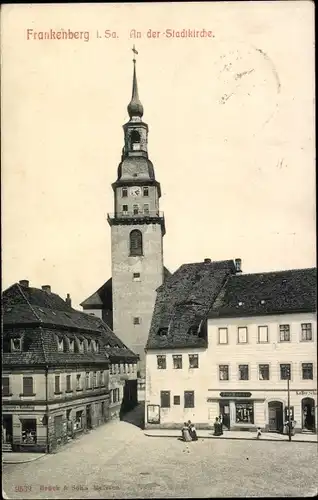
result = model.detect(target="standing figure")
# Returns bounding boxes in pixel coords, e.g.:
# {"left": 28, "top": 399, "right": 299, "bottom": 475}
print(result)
{"left": 188, "top": 420, "right": 198, "bottom": 441}
{"left": 219, "top": 415, "right": 224, "bottom": 435}
{"left": 182, "top": 422, "right": 192, "bottom": 442}
{"left": 213, "top": 417, "right": 222, "bottom": 436}
{"left": 256, "top": 427, "right": 262, "bottom": 439}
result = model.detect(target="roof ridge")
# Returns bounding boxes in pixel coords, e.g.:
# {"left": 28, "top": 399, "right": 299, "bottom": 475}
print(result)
{"left": 232, "top": 267, "right": 316, "bottom": 278}
{"left": 17, "top": 284, "right": 43, "bottom": 323}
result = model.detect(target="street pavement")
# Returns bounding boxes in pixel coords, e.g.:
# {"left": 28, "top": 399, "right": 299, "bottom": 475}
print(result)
{"left": 2, "top": 404, "right": 318, "bottom": 498}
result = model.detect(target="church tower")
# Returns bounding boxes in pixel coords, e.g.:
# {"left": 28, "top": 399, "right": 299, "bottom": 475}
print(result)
{"left": 107, "top": 50, "right": 165, "bottom": 377}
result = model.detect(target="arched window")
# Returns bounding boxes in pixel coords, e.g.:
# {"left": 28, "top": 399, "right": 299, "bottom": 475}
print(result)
{"left": 130, "top": 130, "right": 141, "bottom": 151}
{"left": 130, "top": 229, "right": 143, "bottom": 256}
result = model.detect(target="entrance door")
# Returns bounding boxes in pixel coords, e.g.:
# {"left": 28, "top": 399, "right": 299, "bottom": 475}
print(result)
{"left": 219, "top": 401, "right": 230, "bottom": 430}
{"left": 2, "top": 415, "right": 13, "bottom": 443}
{"left": 268, "top": 401, "right": 284, "bottom": 433}
{"left": 302, "top": 398, "right": 315, "bottom": 431}
{"left": 86, "top": 405, "right": 92, "bottom": 430}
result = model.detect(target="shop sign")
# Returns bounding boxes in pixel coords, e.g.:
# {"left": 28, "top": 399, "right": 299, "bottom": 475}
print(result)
{"left": 219, "top": 392, "right": 252, "bottom": 398}
{"left": 296, "top": 390, "right": 317, "bottom": 396}
{"left": 2, "top": 406, "right": 35, "bottom": 411}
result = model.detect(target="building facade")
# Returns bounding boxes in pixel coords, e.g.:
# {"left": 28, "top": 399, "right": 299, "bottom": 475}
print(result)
{"left": 2, "top": 280, "right": 138, "bottom": 453}
{"left": 82, "top": 55, "right": 168, "bottom": 378}
{"left": 145, "top": 263, "right": 317, "bottom": 433}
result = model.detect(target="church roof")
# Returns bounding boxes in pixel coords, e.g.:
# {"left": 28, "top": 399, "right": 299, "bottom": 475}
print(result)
{"left": 209, "top": 267, "right": 317, "bottom": 318}
{"left": 146, "top": 260, "right": 236, "bottom": 350}
{"left": 2, "top": 282, "right": 138, "bottom": 366}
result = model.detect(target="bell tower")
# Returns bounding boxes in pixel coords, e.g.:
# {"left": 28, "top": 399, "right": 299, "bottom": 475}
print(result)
{"left": 107, "top": 48, "right": 165, "bottom": 377}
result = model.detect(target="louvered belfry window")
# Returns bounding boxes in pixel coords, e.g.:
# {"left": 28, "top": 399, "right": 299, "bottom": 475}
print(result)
{"left": 130, "top": 230, "right": 143, "bottom": 256}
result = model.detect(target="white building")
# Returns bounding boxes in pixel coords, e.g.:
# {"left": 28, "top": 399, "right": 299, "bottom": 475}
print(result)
{"left": 145, "top": 260, "right": 317, "bottom": 433}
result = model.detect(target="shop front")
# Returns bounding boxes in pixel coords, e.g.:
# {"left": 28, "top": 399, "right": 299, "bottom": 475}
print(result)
{"left": 207, "top": 392, "right": 264, "bottom": 431}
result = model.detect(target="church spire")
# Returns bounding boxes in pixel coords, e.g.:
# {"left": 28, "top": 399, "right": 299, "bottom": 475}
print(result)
{"left": 127, "top": 46, "right": 144, "bottom": 120}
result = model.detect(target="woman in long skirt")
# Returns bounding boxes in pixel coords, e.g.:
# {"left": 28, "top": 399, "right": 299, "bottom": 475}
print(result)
{"left": 182, "top": 422, "right": 192, "bottom": 442}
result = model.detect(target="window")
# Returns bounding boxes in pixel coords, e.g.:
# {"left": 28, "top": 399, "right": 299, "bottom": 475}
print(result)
{"left": 23, "top": 376, "right": 34, "bottom": 396}
{"left": 122, "top": 187, "right": 128, "bottom": 197}
{"left": 173, "top": 395, "right": 180, "bottom": 405}
{"left": 133, "top": 204, "right": 139, "bottom": 215}
{"left": 123, "top": 363, "right": 127, "bottom": 374}
{"left": 301, "top": 323, "right": 312, "bottom": 341}
{"left": 91, "top": 340, "right": 96, "bottom": 352}
{"left": 127, "top": 364, "right": 131, "bottom": 374}
{"left": 66, "top": 374, "right": 71, "bottom": 392}
{"left": 131, "top": 130, "right": 141, "bottom": 150}
{"left": 122, "top": 204, "right": 128, "bottom": 213}
{"left": 219, "top": 365, "right": 229, "bottom": 381}
{"left": 302, "top": 363, "right": 313, "bottom": 380}
{"left": 76, "top": 374, "right": 81, "bottom": 390}
{"left": 99, "top": 371, "right": 104, "bottom": 386}
{"left": 238, "top": 327, "right": 248, "bottom": 343}
{"left": 21, "top": 419, "right": 37, "bottom": 444}
{"left": 280, "top": 364, "right": 291, "bottom": 380}
{"left": 93, "top": 372, "right": 97, "bottom": 388}
{"left": 69, "top": 339, "right": 74, "bottom": 352}
{"left": 130, "top": 229, "right": 143, "bottom": 256}
{"left": 133, "top": 317, "right": 140, "bottom": 325}
{"left": 218, "top": 328, "right": 228, "bottom": 344}
{"left": 85, "top": 371, "right": 90, "bottom": 389}
{"left": 258, "top": 326, "right": 268, "bottom": 343}
{"left": 279, "top": 324, "right": 290, "bottom": 342}
{"left": 143, "top": 186, "right": 149, "bottom": 197}
{"left": 189, "top": 354, "right": 199, "bottom": 369}
{"left": 57, "top": 337, "right": 64, "bottom": 352}
{"left": 87, "top": 339, "right": 92, "bottom": 352}
{"left": 259, "top": 364, "right": 270, "bottom": 380}
{"left": 133, "top": 272, "right": 141, "bottom": 281}
{"left": 54, "top": 415, "right": 63, "bottom": 439}
{"left": 75, "top": 411, "right": 83, "bottom": 430}
{"left": 184, "top": 391, "right": 195, "bottom": 408}
{"left": 239, "top": 364, "right": 249, "bottom": 380}
{"left": 173, "top": 355, "right": 182, "bottom": 369}
{"left": 143, "top": 204, "right": 150, "bottom": 214}
{"left": 157, "top": 355, "right": 166, "bottom": 369}
{"left": 235, "top": 402, "right": 254, "bottom": 424}
{"left": 11, "top": 337, "right": 21, "bottom": 352}
{"left": 157, "top": 327, "right": 168, "bottom": 336}
{"left": 160, "top": 391, "right": 170, "bottom": 408}
{"left": 2, "top": 377, "right": 10, "bottom": 396}
{"left": 55, "top": 375, "right": 61, "bottom": 393}
{"left": 96, "top": 341, "right": 100, "bottom": 354}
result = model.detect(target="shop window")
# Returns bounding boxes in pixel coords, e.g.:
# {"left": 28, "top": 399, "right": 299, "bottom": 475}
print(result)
{"left": 239, "top": 365, "right": 249, "bottom": 380}
{"left": 218, "top": 328, "right": 228, "bottom": 344}
{"left": 238, "top": 327, "right": 248, "bottom": 343}
{"left": 11, "top": 337, "right": 22, "bottom": 352}
{"left": 2, "top": 377, "right": 10, "bottom": 396}
{"left": 173, "top": 355, "right": 182, "bottom": 369}
{"left": 279, "top": 324, "right": 290, "bottom": 342}
{"left": 21, "top": 419, "right": 37, "bottom": 444}
{"left": 160, "top": 391, "right": 170, "bottom": 408}
{"left": 189, "top": 354, "right": 199, "bottom": 369}
{"left": 235, "top": 402, "right": 254, "bottom": 424}
{"left": 259, "top": 364, "right": 270, "bottom": 380}
{"left": 143, "top": 186, "right": 149, "bottom": 197}
{"left": 66, "top": 374, "right": 71, "bottom": 392}
{"left": 301, "top": 323, "right": 312, "bottom": 341}
{"left": 184, "top": 391, "right": 195, "bottom": 408}
{"left": 122, "top": 187, "right": 128, "bottom": 197}
{"left": 157, "top": 355, "right": 166, "bottom": 369}
{"left": 219, "top": 365, "right": 229, "bottom": 381}
{"left": 55, "top": 375, "right": 61, "bottom": 394}
{"left": 280, "top": 364, "right": 291, "bottom": 380}
{"left": 23, "top": 376, "right": 34, "bottom": 396}
{"left": 302, "top": 363, "right": 313, "bottom": 380}
{"left": 54, "top": 415, "right": 63, "bottom": 439}
{"left": 75, "top": 411, "right": 83, "bottom": 430}
{"left": 258, "top": 326, "right": 268, "bottom": 343}
{"left": 76, "top": 374, "right": 81, "bottom": 390}
{"left": 173, "top": 395, "right": 180, "bottom": 405}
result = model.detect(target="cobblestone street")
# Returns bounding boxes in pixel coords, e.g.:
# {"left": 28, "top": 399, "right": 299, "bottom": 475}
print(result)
{"left": 2, "top": 405, "right": 317, "bottom": 499}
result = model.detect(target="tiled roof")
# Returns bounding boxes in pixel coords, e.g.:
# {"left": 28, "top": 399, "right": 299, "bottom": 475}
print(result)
{"left": 2, "top": 283, "right": 138, "bottom": 366}
{"left": 146, "top": 260, "right": 236, "bottom": 350}
{"left": 209, "top": 267, "right": 317, "bottom": 318}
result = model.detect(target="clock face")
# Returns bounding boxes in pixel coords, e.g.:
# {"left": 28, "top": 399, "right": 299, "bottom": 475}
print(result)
{"left": 130, "top": 187, "right": 141, "bottom": 197}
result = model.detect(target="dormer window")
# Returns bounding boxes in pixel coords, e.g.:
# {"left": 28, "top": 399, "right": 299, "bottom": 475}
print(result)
{"left": 11, "top": 337, "right": 22, "bottom": 352}
{"left": 87, "top": 339, "right": 91, "bottom": 352}
{"left": 69, "top": 339, "right": 74, "bottom": 352}
{"left": 91, "top": 340, "right": 96, "bottom": 352}
{"left": 96, "top": 341, "right": 100, "bottom": 353}
{"left": 131, "top": 130, "right": 141, "bottom": 150}
{"left": 157, "top": 327, "right": 168, "bottom": 337}
{"left": 188, "top": 325, "right": 199, "bottom": 336}
{"left": 78, "top": 339, "right": 84, "bottom": 353}
{"left": 57, "top": 337, "right": 64, "bottom": 352}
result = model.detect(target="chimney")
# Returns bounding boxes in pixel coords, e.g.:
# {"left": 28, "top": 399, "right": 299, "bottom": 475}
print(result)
{"left": 204, "top": 258, "right": 211, "bottom": 263}
{"left": 19, "top": 280, "right": 29, "bottom": 288}
{"left": 65, "top": 293, "right": 72, "bottom": 307}
{"left": 42, "top": 285, "right": 51, "bottom": 293}
{"left": 235, "top": 258, "right": 242, "bottom": 273}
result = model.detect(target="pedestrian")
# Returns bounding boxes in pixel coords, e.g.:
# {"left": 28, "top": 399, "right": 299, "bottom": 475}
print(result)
{"left": 213, "top": 417, "right": 222, "bottom": 436}
{"left": 219, "top": 415, "right": 224, "bottom": 435}
{"left": 188, "top": 420, "right": 198, "bottom": 441}
{"left": 256, "top": 427, "right": 262, "bottom": 439}
{"left": 182, "top": 422, "right": 192, "bottom": 442}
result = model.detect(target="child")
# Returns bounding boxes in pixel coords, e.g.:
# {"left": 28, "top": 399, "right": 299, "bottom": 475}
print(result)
{"left": 256, "top": 427, "right": 262, "bottom": 439}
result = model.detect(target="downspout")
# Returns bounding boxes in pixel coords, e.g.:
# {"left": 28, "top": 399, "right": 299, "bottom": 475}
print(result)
{"left": 45, "top": 365, "right": 49, "bottom": 453}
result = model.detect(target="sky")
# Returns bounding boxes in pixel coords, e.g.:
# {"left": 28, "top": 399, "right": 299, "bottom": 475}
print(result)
{"left": 2, "top": 2, "right": 316, "bottom": 309}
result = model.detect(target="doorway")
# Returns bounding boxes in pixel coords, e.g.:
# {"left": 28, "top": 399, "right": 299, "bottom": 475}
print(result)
{"left": 268, "top": 401, "right": 284, "bottom": 433}
{"left": 2, "top": 415, "right": 13, "bottom": 443}
{"left": 219, "top": 401, "right": 230, "bottom": 430}
{"left": 86, "top": 405, "right": 92, "bottom": 430}
{"left": 302, "top": 398, "right": 315, "bottom": 431}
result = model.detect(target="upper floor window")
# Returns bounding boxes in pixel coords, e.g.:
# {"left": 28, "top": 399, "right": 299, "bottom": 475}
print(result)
{"left": 66, "top": 374, "right": 71, "bottom": 392}
{"left": 55, "top": 375, "right": 61, "bottom": 393}
{"left": 76, "top": 374, "right": 81, "bottom": 390}
{"left": 143, "top": 186, "right": 149, "bottom": 197}
{"left": 239, "top": 364, "right": 249, "bottom": 380}
{"left": 23, "top": 376, "right": 34, "bottom": 396}
{"left": 258, "top": 326, "right": 268, "bottom": 343}
{"left": 280, "top": 363, "right": 291, "bottom": 380}
{"left": 218, "top": 328, "right": 228, "bottom": 344}
{"left": 184, "top": 391, "right": 195, "bottom": 408}
{"left": 259, "top": 364, "right": 269, "bottom": 380}
{"left": 160, "top": 391, "right": 170, "bottom": 408}
{"left": 143, "top": 204, "right": 150, "bottom": 215}
{"left": 122, "top": 187, "right": 128, "bottom": 197}
{"left": 85, "top": 372, "right": 90, "bottom": 389}
{"left": 157, "top": 355, "right": 166, "bottom": 369}
{"left": 301, "top": 323, "right": 312, "bottom": 341}
{"left": 131, "top": 130, "right": 141, "bottom": 150}
{"left": 189, "top": 354, "right": 199, "bottom": 369}
{"left": 173, "top": 355, "right": 182, "bottom": 369}
{"left": 122, "top": 204, "right": 128, "bottom": 214}
{"left": 238, "top": 327, "right": 248, "bottom": 344}
{"left": 133, "top": 204, "right": 139, "bottom": 215}
{"left": 279, "top": 325, "right": 290, "bottom": 342}
{"left": 219, "top": 365, "right": 229, "bottom": 380}
{"left": 130, "top": 229, "right": 143, "bottom": 256}
{"left": 11, "top": 337, "right": 22, "bottom": 352}
{"left": 302, "top": 363, "right": 313, "bottom": 380}
{"left": 100, "top": 370, "right": 104, "bottom": 386}
{"left": 93, "top": 372, "right": 97, "bottom": 388}
{"left": 2, "top": 377, "right": 10, "bottom": 396}
{"left": 133, "top": 317, "right": 141, "bottom": 325}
